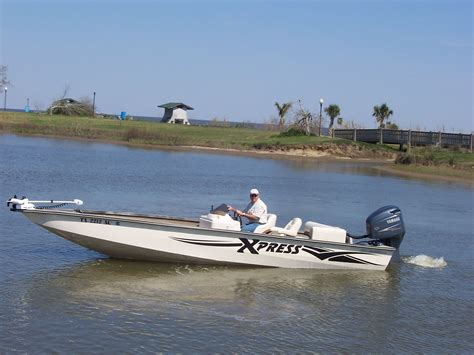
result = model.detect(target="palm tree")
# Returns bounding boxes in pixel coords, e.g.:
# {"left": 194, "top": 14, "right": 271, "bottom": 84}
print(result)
{"left": 324, "top": 104, "right": 341, "bottom": 132}
{"left": 274, "top": 101, "right": 293, "bottom": 130}
{"left": 372, "top": 103, "right": 393, "bottom": 128}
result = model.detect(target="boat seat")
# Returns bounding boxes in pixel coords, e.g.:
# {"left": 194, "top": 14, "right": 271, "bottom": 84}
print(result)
{"left": 254, "top": 214, "right": 277, "bottom": 234}
{"left": 269, "top": 217, "right": 302, "bottom": 237}
{"left": 304, "top": 221, "right": 347, "bottom": 243}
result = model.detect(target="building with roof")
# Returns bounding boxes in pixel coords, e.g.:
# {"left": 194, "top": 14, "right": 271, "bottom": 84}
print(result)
{"left": 158, "top": 102, "right": 194, "bottom": 125}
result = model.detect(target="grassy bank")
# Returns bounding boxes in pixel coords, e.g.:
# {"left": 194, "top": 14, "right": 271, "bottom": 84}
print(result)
{"left": 392, "top": 147, "right": 473, "bottom": 181}
{"left": 380, "top": 164, "right": 473, "bottom": 183}
{"left": 1, "top": 112, "right": 472, "bottom": 182}
{"left": 0, "top": 112, "right": 396, "bottom": 159}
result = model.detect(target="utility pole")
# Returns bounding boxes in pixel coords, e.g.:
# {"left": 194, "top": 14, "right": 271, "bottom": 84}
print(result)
{"left": 3, "top": 87, "right": 7, "bottom": 111}
{"left": 92, "top": 91, "right": 96, "bottom": 117}
{"left": 318, "top": 98, "right": 324, "bottom": 136}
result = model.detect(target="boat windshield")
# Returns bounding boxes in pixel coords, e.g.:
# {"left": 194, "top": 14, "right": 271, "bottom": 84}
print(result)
{"left": 210, "top": 203, "right": 229, "bottom": 216}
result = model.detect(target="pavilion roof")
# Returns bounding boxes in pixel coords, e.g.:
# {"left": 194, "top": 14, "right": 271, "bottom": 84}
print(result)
{"left": 158, "top": 102, "right": 194, "bottom": 110}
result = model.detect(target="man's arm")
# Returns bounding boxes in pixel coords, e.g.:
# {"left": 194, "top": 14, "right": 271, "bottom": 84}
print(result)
{"left": 227, "top": 205, "right": 259, "bottom": 221}
{"left": 242, "top": 211, "right": 259, "bottom": 221}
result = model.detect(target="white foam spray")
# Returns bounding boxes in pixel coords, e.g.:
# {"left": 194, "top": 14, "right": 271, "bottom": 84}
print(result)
{"left": 404, "top": 254, "right": 447, "bottom": 268}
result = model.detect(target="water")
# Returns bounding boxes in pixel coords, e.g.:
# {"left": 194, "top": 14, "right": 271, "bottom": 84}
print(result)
{"left": 0, "top": 135, "right": 472, "bottom": 353}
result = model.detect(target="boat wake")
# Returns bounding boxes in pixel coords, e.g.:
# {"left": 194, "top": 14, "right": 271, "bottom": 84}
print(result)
{"left": 404, "top": 254, "right": 447, "bottom": 268}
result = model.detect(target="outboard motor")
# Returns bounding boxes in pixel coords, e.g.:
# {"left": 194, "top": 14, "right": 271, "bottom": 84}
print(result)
{"left": 366, "top": 205, "right": 405, "bottom": 249}
{"left": 347, "top": 205, "right": 405, "bottom": 249}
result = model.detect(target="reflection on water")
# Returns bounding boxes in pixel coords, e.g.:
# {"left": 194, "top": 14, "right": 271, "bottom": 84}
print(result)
{"left": 38, "top": 259, "right": 398, "bottom": 305}
{"left": 1, "top": 135, "right": 473, "bottom": 352}
{"left": 6, "top": 259, "right": 400, "bottom": 352}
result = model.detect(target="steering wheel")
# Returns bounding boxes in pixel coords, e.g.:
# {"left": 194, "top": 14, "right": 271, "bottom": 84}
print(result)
{"left": 232, "top": 211, "right": 243, "bottom": 227}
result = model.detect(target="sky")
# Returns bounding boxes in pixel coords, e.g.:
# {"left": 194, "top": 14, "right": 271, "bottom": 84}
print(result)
{"left": 0, "top": 0, "right": 472, "bottom": 132}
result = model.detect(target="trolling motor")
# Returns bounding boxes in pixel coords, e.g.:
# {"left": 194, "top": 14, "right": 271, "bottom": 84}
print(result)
{"left": 7, "top": 195, "right": 83, "bottom": 211}
{"left": 347, "top": 205, "right": 406, "bottom": 249}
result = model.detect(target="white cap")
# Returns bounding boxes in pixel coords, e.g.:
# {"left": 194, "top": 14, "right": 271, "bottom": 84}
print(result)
{"left": 250, "top": 188, "right": 259, "bottom": 195}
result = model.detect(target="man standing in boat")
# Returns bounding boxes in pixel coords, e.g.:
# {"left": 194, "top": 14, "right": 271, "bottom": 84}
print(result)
{"left": 228, "top": 188, "right": 268, "bottom": 233}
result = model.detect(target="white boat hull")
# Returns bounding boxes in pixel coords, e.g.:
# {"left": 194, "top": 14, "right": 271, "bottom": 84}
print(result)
{"left": 20, "top": 209, "right": 395, "bottom": 270}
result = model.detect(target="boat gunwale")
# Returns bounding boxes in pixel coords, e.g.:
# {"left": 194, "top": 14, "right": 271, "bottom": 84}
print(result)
{"left": 21, "top": 208, "right": 395, "bottom": 253}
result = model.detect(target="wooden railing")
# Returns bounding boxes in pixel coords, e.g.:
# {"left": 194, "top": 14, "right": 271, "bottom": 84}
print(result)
{"left": 333, "top": 128, "right": 473, "bottom": 151}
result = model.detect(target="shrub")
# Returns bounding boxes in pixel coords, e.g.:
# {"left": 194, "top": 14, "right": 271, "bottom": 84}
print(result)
{"left": 395, "top": 152, "right": 414, "bottom": 165}
{"left": 48, "top": 98, "right": 93, "bottom": 116}
{"left": 386, "top": 122, "right": 399, "bottom": 130}
{"left": 208, "top": 117, "right": 230, "bottom": 128}
{"left": 279, "top": 127, "right": 305, "bottom": 137}
{"left": 421, "top": 151, "right": 435, "bottom": 165}
{"left": 234, "top": 122, "right": 256, "bottom": 129}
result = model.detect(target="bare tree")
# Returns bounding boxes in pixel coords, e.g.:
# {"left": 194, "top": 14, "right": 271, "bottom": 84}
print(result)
{"left": 263, "top": 116, "right": 280, "bottom": 131}
{"left": 0, "top": 65, "right": 11, "bottom": 91}
{"left": 79, "top": 96, "right": 93, "bottom": 108}
{"left": 295, "top": 99, "right": 313, "bottom": 136}
{"left": 48, "top": 97, "right": 93, "bottom": 116}
{"left": 342, "top": 120, "right": 365, "bottom": 129}
{"left": 33, "top": 101, "right": 45, "bottom": 113}
{"left": 60, "top": 83, "right": 71, "bottom": 99}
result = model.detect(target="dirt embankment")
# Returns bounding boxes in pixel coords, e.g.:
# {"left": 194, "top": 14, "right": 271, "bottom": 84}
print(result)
{"left": 252, "top": 143, "right": 397, "bottom": 160}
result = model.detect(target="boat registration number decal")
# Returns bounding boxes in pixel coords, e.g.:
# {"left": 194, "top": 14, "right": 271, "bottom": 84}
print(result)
{"left": 80, "top": 217, "right": 120, "bottom": 226}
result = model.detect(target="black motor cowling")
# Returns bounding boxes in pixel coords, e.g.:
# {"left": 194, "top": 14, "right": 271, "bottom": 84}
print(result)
{"left": 366, "top": 205, "right": 405, "bottom": 248}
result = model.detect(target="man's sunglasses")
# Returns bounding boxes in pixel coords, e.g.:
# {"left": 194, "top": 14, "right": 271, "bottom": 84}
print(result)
{"left": 250, "top": 194, "right": 258, "bottom": 197}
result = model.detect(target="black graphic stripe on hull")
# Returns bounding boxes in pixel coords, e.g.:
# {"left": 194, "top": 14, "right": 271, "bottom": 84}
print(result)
{"left": 304, "top": 245, "right": 331, "bottom": 253}
{"left": 302, "top": 247, "right": 380, "bottom": 265}
{"left": 171, "top": 237, "right": 382, "bottom": 266}
{"left": 171, "top": 237, "right": 242, "bottom": 247}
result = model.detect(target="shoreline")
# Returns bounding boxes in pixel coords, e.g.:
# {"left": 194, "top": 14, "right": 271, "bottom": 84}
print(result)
{"left": 2, "top": 131, "right": 472, "bottom": 186}
{"left": 0, "top": 130, "right": 391, "bottom": 163}
{"left": 375, "top": 164, "right": 473, "bottom": 186}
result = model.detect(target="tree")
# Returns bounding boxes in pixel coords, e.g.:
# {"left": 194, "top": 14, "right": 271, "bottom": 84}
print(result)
{"left": 386, "top": 121, "right": 399, "bottom": 130}
{"left": 372, "top": 103, "right": 393, "bottom": 128}
{"left": 324, "top": 104, "right": 341, "bottom": 132}
{"left": 0, "top": 65, "right": 11, "bottom": 91}
{"left": 343, "top": 120, "right": 365, "bottom": 129}
{"left": 296, "top": 100, "right": 313, "bottom": 135}
{"left": 48, "top": 98, "right": 94, "bottom": 116}
{"left": 274, "top": 101, "right": 293, "bottom": 130}
{"left": 60, "top": 83, "right": 71, "bottom": 99}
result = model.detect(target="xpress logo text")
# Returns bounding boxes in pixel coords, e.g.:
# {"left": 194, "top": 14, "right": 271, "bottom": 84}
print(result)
{"left": 237, "top": 238, "right": 301, "bottom": 254}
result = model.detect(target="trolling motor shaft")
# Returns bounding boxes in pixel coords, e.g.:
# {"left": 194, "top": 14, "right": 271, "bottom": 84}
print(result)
{"left": 6, "top": 195, "right": 83, "bottom": 211}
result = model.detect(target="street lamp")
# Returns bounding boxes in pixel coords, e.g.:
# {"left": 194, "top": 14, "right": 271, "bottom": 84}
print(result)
{"left": 3, "top": 87, "right": 7, "bottom": 111}
{"left": 318, "top": 98, "right": 324, "bottom": 136}
{"left": 92, "top": 91, "right": 96, "bottom": 117}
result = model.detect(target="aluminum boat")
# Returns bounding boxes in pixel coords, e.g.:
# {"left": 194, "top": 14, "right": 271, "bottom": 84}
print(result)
{"left": 7, "top": 196, "right": 406, "bottom": 270}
